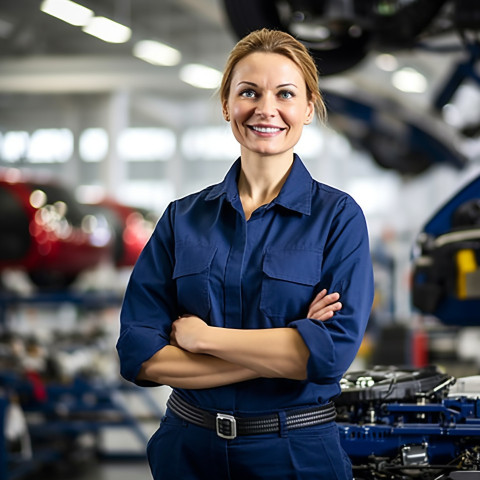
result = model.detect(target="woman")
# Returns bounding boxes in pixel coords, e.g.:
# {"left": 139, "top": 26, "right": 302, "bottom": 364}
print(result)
{"left": 117, "top": 28, "right": 374, "bottom": 479}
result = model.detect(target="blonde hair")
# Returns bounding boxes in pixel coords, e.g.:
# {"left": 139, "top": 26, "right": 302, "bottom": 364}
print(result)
{"left": 220, "top": 28, "right": 326, "bottom": 122}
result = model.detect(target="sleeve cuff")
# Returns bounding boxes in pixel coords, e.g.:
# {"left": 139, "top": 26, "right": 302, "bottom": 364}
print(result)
{"left": 116, "top": 326, "right": 169, "bottom": 384}
{"left": 289, "top": 318, "right": 337, "bottom": 383}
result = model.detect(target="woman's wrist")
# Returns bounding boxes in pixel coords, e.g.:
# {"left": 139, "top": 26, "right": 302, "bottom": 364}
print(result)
{"left": 193, "top": 324, "right": 216, "bottom": 355}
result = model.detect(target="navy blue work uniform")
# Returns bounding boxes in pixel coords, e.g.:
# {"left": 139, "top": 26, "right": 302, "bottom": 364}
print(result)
{"left": 117, "top": 154, "right": 374, "bottom": 479}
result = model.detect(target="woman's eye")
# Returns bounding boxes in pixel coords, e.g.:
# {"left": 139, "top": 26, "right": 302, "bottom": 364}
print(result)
{"left": 279, "top": 90, "right": 294, "bottom": 99}
{"left": 241, "top": 89, "right": 256, "bottom": 98}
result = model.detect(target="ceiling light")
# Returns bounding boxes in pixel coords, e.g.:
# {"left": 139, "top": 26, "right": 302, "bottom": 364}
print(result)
{"left": 179, "top": 64, "right": 222, "bottom": 89}
{"left": 79, "top": 128, "right": 109, "bottom": 162}
{"left": 391, "top": 67, "right": 427, "bottom": 93}
{"left": 118, "top": 128, "right": 176, "bottom": 161}
{"left": 133, "top": 40, "right": 181, "bottom": 66}
{"left": 375, "top": 53, "right": 398, "bottom": 72}
{"left": 82, "top": 16, "right": 131, "bottom": 44}
{"left": 40, "top": 0, "right": 93, "bottom": 26}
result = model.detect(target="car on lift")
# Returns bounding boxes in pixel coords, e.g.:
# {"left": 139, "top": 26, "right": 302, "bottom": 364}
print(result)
{"left": 0, "top": 169, "right": 113, "bottom": 289}
{"left": 223, "top": 0, "right": 479, "bottom": 76}
{"left": 222, "top": 0, "right": 480, "bottom": 176}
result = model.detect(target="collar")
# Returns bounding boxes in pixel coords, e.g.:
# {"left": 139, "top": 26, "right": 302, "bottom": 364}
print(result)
{"left": 205, "top": 154, "right": 313, "bottom": 216}
{"left": 205, "top": 157, "right": 242, "bottom": 204}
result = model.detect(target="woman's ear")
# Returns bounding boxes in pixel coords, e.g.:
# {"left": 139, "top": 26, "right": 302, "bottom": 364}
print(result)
{"left": 304, "top": 100, "right": 315, "bottom": 125}
{"left": 222, "top": 101, "right": 230, "bottom": 122}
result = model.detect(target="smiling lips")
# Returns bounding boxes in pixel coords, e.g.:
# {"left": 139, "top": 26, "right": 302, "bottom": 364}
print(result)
{"left": 249, "top": 125, "right": 286, "bottom": 135}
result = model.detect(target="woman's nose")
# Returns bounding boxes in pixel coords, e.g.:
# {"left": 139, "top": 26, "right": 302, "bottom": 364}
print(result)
{"left": 255, "top": 94, "right": 276, "bottom": 117}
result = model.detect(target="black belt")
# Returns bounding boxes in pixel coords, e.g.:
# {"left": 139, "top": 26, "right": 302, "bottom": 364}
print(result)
{"left": 166, "top": 391, "right": 336, "bottom": 440}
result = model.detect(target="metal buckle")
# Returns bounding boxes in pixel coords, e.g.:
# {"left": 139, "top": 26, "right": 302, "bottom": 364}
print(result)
{"left": 216, "top": 413, "right": 237, "bottom": 440}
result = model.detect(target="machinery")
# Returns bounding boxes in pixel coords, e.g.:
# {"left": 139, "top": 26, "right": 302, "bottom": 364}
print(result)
{"left": 336, "top": 174, "right": 480, "bottom": 479}
{"left": 337, "top": 366, "right": 480, "bottom": 479}
{"left": 412, "top": 174, "right": 480, "bottom": 326}
{"left": 223, "top": 0, "right": 480, "bottom": 176}
{"left": 223, "top": 0, "right": 480, "bottom": 76}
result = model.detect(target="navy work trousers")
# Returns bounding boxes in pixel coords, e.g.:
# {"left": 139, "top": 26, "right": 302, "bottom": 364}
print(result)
{"left": 147, "top": 409, "right": 353, "bottom": 479}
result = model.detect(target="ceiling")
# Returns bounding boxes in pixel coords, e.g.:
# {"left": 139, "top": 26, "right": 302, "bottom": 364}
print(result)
{"left": 0, "top": 0, "right": 228, "bottom": 56}
{"left": 0, "top": 0, "right": 471, "bottom": 99}
{"left": 0, "top": 0, "right": 235, "bottom": 96}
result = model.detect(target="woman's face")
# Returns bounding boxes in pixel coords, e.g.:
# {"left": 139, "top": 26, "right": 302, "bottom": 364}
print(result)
{"left": 223, "top": 52, "right": 315, "bottom": 159}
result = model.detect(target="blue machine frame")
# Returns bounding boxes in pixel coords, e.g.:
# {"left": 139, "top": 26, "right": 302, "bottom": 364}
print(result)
{"left": 338, "top": 170, "right": 480, "bottom": 479}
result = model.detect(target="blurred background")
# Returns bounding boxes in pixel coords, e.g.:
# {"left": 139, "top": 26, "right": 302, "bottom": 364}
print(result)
{"left": 1, "top": 0, "right": 480, "bottom": 478}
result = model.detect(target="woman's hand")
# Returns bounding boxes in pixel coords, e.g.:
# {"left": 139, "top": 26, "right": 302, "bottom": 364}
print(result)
{"left": 170, "top": 315, "right": 209, "bottom": 353}
{"left": 307, "top": 289, "right": 342, "bottom": 320}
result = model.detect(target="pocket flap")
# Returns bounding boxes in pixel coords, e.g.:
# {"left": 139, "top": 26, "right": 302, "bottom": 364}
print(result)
{"left": 263, "top": 249, "right": 322, "bottom": 285}
{"left": 173, "top": 244, "right": 217, "bottom": 278}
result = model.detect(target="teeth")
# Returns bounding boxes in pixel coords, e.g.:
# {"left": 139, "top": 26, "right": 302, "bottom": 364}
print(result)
{"left": 252, "top": 126, "right": 281, "bottom": 133}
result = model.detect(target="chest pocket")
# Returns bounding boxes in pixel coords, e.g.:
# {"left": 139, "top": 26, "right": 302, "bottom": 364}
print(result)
{"left": 260, "top": 249, "right": 322, "bottom": 321}
{"left": 172, "top": 244, "right": 217, "bottom": 319}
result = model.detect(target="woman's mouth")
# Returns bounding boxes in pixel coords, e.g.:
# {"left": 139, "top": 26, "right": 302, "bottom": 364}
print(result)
{"left": 248, "top": 125, "right": 285, "bottom": 134}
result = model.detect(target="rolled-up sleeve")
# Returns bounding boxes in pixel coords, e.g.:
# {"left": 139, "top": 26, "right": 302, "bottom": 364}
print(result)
{"left": 289, "top": 196, "right": 374, "bottom": 383}
{"left": 116, "top": 203, "right": 177, "bottom": 384}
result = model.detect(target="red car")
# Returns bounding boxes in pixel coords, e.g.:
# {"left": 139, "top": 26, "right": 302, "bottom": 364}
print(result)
{"left": 0, "top": 169, "right": 113, "bottom": 289}
{"left": 85, "top": 198, "right": 156, "bottom": 268}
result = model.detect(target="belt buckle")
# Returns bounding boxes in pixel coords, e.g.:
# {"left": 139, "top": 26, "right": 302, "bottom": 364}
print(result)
{"left": 216, "top": 413, "right": 237, "bottom": 440}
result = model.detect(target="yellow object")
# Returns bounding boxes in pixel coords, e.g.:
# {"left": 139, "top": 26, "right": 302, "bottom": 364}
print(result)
{"left": 456, "top": 249, "right": 478, "bottom": 299}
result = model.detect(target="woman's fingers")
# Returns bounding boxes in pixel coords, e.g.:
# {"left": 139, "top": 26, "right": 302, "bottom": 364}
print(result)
{"left": 307, "top": 290, "right": 342, "bottom": 320}
{"left": 308, "top": 301, "right": 342, "bottom": 320}
{"left": 310, "top": 290, "right": 339, "bottom": 307}
{"left": 307, "top": 303, "right": 342, "bottom": 320}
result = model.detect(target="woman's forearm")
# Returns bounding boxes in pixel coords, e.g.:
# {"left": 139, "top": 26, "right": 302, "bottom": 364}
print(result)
{"left": 198, "top": 326, "right": 310, "bottom": 380}
{"left": 137, "top": 345, "right": 260, "bottom": 389}
{"left": 171, "top": 317, "right": 310, "bottom": 380}
{"left": 167, "top": 291, "right": 340, "bottom": 383}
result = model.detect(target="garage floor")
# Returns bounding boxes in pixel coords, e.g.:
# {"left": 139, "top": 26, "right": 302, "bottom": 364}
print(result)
{"left": 79, "top": 461, "right": 152, "bottom": 480}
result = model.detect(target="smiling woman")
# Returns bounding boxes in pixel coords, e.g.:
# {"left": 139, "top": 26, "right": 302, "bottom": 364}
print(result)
{"left": 223, "top": 52, "right": 314, "bottom": 163}
{"left": 117, "top": 28, "right": 374, "bottom": 480}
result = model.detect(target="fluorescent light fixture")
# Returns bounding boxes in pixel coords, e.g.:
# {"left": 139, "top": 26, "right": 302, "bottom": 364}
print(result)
{"left": 79, "top": 128, "right": 109, "bottom": 162}
{"left": 27, "top": 128, "right": 73, "bottom": 163}
{"left": 133, "top": 40, "right": 181, "bottom": 66}
{"left": 40, "top": 0, "right": 93, "bottom": 26}
{"left": 2, "top": 131, "right": 29, "bottom": 163}
{"left": 179, "top": 64, "right": 222, "bottom": 89}
{"left": 118, "top": 128, "right": 176, "bottom": 161}
{"left": 83, "top": 16, "right": 131, "bottom": 44}
{"left": 391, "top": 67, "right": 427, "bottom": 93}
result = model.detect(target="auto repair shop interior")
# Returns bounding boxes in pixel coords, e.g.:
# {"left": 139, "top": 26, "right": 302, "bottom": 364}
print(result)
{"left": 1, "top": 1, "right": 480, "bottom": 479}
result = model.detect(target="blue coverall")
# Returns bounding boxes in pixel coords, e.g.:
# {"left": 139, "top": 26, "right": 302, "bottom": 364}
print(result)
{"left": 117, "top": 154, "right": 374, "bottom": 479}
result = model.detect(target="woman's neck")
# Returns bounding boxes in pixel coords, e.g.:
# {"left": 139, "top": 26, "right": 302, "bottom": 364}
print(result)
{"left": 237, "top": 151, "right": 294, "bottom": 220}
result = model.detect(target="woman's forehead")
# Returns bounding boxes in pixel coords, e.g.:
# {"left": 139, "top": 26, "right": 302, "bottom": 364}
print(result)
{"left": 230, "top": 52, "right": 305, "bottom": 86}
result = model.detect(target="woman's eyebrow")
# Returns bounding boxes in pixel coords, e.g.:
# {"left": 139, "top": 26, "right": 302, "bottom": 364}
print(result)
{"left": 236, "top": 81, "right": 298, "bottom": 89}
{"left": 236, "top": 81, "right": 257, "bottom": 87}
{"left": 277, "top": 83, "right": 298, "bottom": 89}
